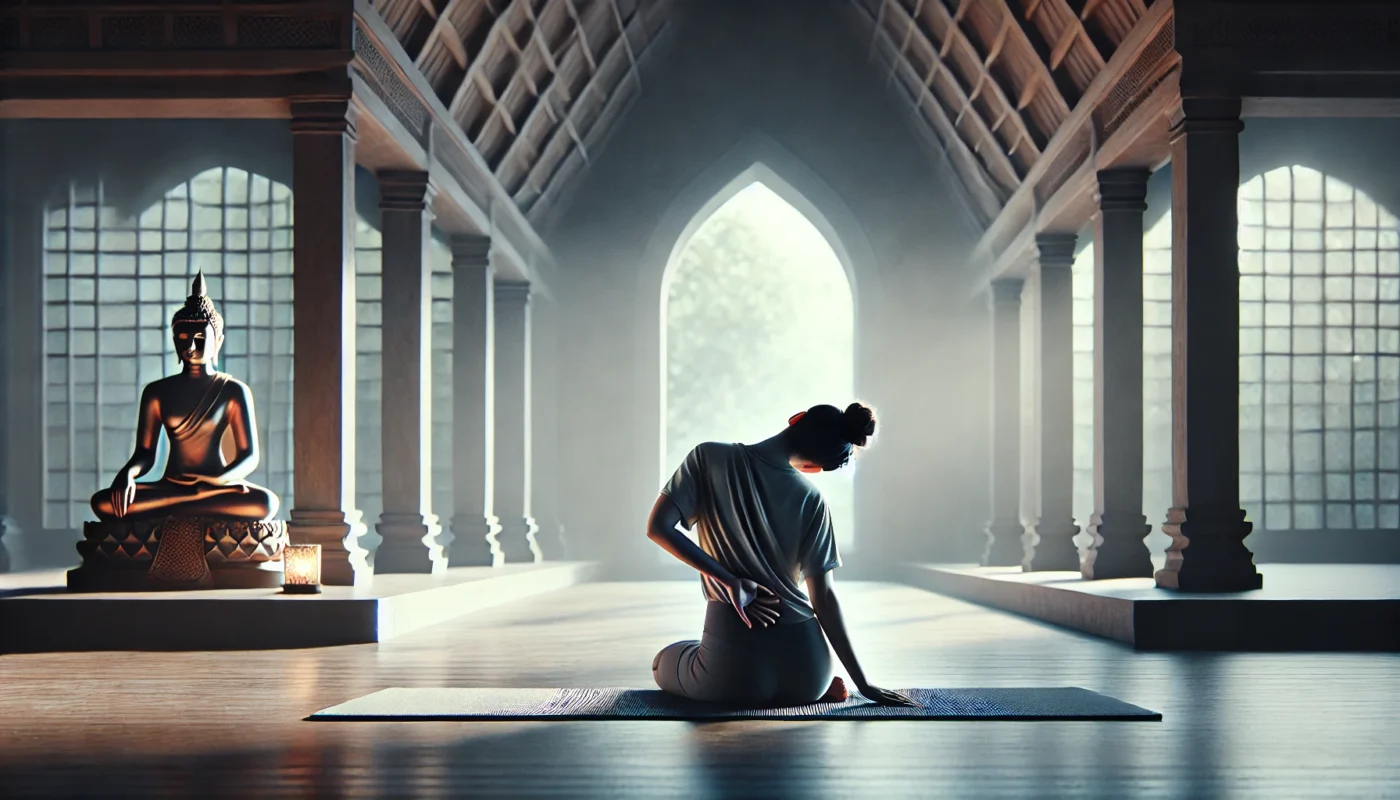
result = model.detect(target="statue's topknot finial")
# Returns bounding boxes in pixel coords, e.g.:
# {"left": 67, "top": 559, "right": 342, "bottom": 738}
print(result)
{"left": 171, "top": 270, "right": 224, "bottom": 336}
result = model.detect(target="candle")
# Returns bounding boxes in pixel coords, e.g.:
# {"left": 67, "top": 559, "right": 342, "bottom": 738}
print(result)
{"left": 282, "top": 544, "right": 322, "bottom": 594}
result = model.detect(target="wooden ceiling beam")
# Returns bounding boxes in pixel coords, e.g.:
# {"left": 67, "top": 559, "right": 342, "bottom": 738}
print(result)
{"left": 984, "top": 0, "right": 1073, "bottom": 118}
{"left": 857, "top": 1, "right": 1000, "bottom": 206}
{"left": 521, "top": 1, "right": 590, "bottom": 162}
{"left": 608, "top": 0, "right": 643, "bottom": 86}
{"left": 1046, "top": 0, "right": 1107, "bottom": 72}
{"left": 493, "top": 0, "right": 599, "bottom": 185}
{"left": 524, "top": 3, "right": 654, "bottom": 202}
{"left": 877, "top": 29, "right": 1009, "bottom": 209}
{"left": 967, "top": 0, "right": 1173, "bottom": 282}
{"left": 886, "top": 0, "right": 1038, "bottom": 171}
{"left": 438, "top": 1, "right": 519, "bottom": 118}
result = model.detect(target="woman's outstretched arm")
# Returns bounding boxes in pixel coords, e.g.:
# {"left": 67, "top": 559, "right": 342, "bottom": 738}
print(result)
{"left": 806, "top": 570, "right": 917, "bottom": 706}
{"left": 645, "top": 495, "right": 780, "bottom": 628}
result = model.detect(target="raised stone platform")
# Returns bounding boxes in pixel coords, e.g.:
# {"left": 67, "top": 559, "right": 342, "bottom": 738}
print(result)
{"left": 1, "top": 561, "right": 597, "bottom": 652}
{"left": 900, "top": 563, "right": 1400, "bottom": 651}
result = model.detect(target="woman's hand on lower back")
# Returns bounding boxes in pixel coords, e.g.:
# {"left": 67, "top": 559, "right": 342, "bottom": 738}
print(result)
{"left": 857, "top": 684, "right": 920, "bottom": 707}
{"left": 722, "top": 577, "right": 781, "bottom": 628}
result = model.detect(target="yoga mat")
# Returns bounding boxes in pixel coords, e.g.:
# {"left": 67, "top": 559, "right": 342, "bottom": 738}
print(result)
{"left": 308, "top": 687, "right": 1161, "bottom": 721}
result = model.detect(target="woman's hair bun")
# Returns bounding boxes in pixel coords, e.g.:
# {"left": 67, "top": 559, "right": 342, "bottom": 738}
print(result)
{"left": 841, "top": 402, "right": 876, "bottom": 447}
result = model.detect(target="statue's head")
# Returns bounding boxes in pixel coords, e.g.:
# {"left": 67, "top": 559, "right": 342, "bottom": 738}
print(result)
{"left": 171, "top": 271, "right": 225, "bottom": 367}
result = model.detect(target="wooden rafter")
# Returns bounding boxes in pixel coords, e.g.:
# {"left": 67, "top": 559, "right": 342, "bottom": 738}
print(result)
{"left": 493, "top": 1, "right": 599, "bottom": 186}
{"left": 855, "top": 2, "right": 1007, "bottom": 219}
{"left": 876, "top": 0, "right": 1024, "bottom": 191}
{"left": 527, "top": 6, "right": 674, "bottom": 224}
{"left": 607, "top": 0, "right": 643, "bottom": 86}
{"left": 517, "top": 2, "right": 657, "bottom": 203}
{"left": 923, "top": 0, "right": 1061, "bottom": 148}
{"left": 986, "top": 0, "right": 1074, "bottom": 117}
{"left": 967, "top": 0, "right": 1174, "bottom": 283}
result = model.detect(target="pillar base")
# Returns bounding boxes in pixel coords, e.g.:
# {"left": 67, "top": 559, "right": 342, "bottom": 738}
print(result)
{"left": 1155, "top": 507, "right": 1262, "bottom": 592}
{"left": 448, "top": 513, "right": 503, "bottom": 567}
{"left": 374, "top": 513, "right": 446, "bottom": 575}
{"left": 0, "top": 515, "right": 14, "bottom": 573}
{"left": 982, "top": 520, "right": 1025, "bottom": 567}
{"left": 289, "top": 507, "right": 370, "bottom": 586}
{"left": 532, "top": 519, "right": 566, "bottom": 562}
{"left": 1082, "top": 513, "right": 1154, "bottom": 580}
{"left": 1022, "top": 520, "right": 1081, "bottom": 572}
{"left": 499, "top": 516, "right": 541, "bottom": 564}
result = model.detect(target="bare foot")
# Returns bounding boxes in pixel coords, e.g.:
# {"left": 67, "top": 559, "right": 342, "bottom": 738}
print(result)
{"left": 819, "top": 676, "right": 849, "bottom": 703}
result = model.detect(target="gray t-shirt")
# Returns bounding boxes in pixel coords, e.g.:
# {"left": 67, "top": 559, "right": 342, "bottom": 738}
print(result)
{"left": 660, "top": 441, "right": 841, "bottom": 624}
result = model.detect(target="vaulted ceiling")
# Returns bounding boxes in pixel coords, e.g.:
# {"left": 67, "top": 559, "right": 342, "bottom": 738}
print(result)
{"left": 364, "top": 0, "right": 1163, "bottom": 232}
{"left": 367, "top": 0, "right": 671, "bottom": 224}
{"left": 849, "top": 0, "right": 1163, "bottom": 228}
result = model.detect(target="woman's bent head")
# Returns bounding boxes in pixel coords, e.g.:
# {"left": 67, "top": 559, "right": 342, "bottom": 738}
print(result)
{"left": 786, "top": 402, "right": 876, "bottom": 473}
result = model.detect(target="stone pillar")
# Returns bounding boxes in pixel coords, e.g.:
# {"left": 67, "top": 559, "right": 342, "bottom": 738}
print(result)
{"left": 446, "top": 236, "right": 501, "bottom": 567}
{"left": 1083, "top": 169, "right": 1155, "bottom": 580}
{"left": 1157, "top": 95, "right": 1262, "bottom": 591}
{"left": 3, "top": 194, "right": 44, "bottom": 570}
{"left": 373, "top": 170, "right": 445, "bottom": 574}
{"left": 531, "top": 293, "right": 566, "bottom": 560}
{"left": 983, "top": 278, "right": 1026, "bottom": 566}
{"left": 494, "top": 281, "right": 540, "bottom": 563}
{"left": 288, "top": 97, "right": 369, "bottom": 585}
{"left": 1023, "top": 234, "right": 1081, "bottom": 572}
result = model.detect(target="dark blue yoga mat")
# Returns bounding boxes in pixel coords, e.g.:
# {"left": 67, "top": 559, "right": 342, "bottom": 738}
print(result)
{"left": 308, "top": 687, "right": 1160, "bottom": 721}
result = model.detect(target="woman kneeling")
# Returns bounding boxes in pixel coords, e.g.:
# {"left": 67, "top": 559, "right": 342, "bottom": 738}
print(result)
{"left": 647, "top": 403, "right": 914, "bottom": 708}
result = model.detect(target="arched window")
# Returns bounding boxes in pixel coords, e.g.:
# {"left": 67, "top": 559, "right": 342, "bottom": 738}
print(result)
{"left": 663, "top": 182, "right": 857, "bottom": 550}
{"left": 1072, "top": 165, "right": 1400, "bottom": 540}
{"left": 42, "top": 168, "right": 295, "bottom": 528}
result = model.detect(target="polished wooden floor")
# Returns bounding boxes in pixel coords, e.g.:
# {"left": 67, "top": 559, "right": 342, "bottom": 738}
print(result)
{"left": 1, "top": 580, "right": 1397, "bottom": 798}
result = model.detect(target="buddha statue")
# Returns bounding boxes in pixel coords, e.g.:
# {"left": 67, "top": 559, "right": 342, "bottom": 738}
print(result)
{"left": 71, "top": 273, "right": 287, "bottom": 591}
{"left": 90, "top": 272, "right": 279, "bottom": 522}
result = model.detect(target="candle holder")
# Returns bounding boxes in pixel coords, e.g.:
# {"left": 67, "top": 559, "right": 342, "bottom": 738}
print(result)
{"left": 282, "top": 544, "right": 322, "bottom": 594}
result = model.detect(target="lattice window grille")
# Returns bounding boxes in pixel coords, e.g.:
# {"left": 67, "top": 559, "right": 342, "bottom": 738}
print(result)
{"left": 1231, "top": 166, "right": 1400, "bottom": 531}
{"left": 1073, "top": 165, "right": 1400, "bottom": 534}
{"left": 42, "top": 168, "right": 296, "bottom": 529}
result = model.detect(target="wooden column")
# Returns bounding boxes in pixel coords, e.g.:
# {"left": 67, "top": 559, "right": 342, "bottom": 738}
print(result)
{"left": 494, "top": 281, "right": 540, "bottom": 563}
{"left": 373, "top": 170, "right": 445, "bottom": 575}
{"left": 983, "top": 278, "right": 1025, "bottom": 566}
{"left": 1023, "top": 234, "right": 1081, "bottom": 572}
{"left": 1157, "top": 95, "right": 1262, "bottom": 591}
{"left": 1083, "top": 169, "right": 1155, "bottom": 580}
{"left": 531, "top": 293, "right": 565, "bottom": 560}
{"left": 446, "top": 236, "right": 501, "bottom": 567}
{"left": 288, "top": 97, "right": 369, "bottom": 586}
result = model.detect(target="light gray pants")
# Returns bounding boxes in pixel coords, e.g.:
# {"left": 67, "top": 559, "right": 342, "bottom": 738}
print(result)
{"left": 653, "top": 602, "right": 833, "bottom": 706}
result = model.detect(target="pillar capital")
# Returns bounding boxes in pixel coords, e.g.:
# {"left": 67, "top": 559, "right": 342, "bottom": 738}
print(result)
{"left": 1034, "top": 233, "right": 1078, "bottom": 270}
{"left": 377, "top": 170, "right": 434, "bottom": 212}
{"left": 290, "top": 96, "right": 357, "bottom": 137}
{"left": 1095, "top": 168, "right": 1151, "bottom": 212}
{"left": 495, "top": 281, "right": 532, "bottom": 307}
{"left": 989, "top": 277, "right": 1024, "bottom": 308}
{"left": 450, "top": 234, "right": 491, "bottom": 268}
{"left": 1170, "top": 95, "right": 1243, "bottom": 139}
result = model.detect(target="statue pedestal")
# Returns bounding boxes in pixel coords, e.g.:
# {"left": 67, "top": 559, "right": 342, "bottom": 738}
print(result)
{"left": 67, "top": 517, "right": 288, "bottom": 592}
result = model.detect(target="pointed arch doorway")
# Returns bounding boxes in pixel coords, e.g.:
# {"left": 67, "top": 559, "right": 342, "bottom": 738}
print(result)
{"left": 660, "top": 180, "right": 859, "bottom": 551}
